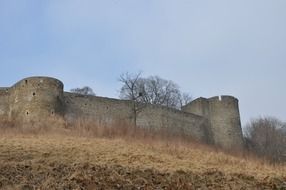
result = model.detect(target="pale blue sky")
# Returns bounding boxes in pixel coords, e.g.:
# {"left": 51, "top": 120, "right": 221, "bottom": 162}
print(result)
{"left": 0, "top": 0, "right": 285, "bottom": 125}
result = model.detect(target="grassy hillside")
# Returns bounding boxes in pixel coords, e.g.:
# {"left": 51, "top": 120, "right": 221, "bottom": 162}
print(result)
{"left": 0, "top": 127, "right": 285, "bottom": 190}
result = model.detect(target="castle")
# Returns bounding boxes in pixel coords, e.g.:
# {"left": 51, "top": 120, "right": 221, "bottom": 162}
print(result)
{"left": 0, "top": 76, "right": 244, "bottom": 150}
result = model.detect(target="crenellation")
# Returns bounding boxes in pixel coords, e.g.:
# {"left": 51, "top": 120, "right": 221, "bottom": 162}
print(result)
{"left": 0, "top": 77, "right": 244, "bottom": 150}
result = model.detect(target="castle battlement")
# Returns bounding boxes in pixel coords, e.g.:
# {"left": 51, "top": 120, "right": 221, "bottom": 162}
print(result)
{"left": 0, "top": 77, "right": 244, "bottom": 150}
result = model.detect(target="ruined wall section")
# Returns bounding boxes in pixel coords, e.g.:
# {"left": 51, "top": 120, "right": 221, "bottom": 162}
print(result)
{"left": 63, "top": 93, "right": 209, "bottom": 142}
{"left": 63, "top": 93, "right": 134, "bottom": 125}
{"left": 182, "top": 98, "right": 210, "bottom": 118}
{"left": 137, "top": 105, "right": 210, "bottom": 142}
{"left": 8, "top": 77, "right": 64, "bottom": 122}
{"left": 181, "top": 98, "right": 214, "bottom": 143}
{"left": 0, "top": 88, "right": 9, "bottom": 117}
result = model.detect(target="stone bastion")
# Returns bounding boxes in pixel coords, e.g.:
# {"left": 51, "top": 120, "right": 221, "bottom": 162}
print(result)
{"left": 0, "top": 76, "right": 244, "bottom": 150}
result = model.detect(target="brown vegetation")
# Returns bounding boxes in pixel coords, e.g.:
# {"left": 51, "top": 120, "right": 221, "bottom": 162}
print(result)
{"left": 0, "top": 119, "right": 285, "bottom": 189}
{"left": 244, "top": 116, "right": 286, "bottom": 163}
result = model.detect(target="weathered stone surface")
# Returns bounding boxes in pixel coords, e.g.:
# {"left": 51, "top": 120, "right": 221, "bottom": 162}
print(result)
{"left": 0, "top": 76, "right": 244, "bottom": 150}
{"left": 182, "top": 96, "right": 244, "bottom": 150}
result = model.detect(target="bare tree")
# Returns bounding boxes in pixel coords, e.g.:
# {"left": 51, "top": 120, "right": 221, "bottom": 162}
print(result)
{"left": 119, "top": 72, "right": 193, "bottom": 125}
{"left": 119, "top": 72, "right": 145, "bottom": 126}
{"left": 70, "top": 86, "right": 95, "bottom": 96}
{"left": 119, "top": 72, "right": 143, "bottom": 101}
{"left": 179, "top": 92, "right": 193, "bottom": 108}
{"left": 244, "top": 116, "right": 286, "bottom": 163}
{"left": 120, "top": 74, "right": 192, "bottom": 109}
{"left": 143, "top": 76, "right": 182, "bottom": 108}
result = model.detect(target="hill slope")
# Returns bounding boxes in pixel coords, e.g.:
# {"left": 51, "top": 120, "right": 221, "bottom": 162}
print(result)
{"left": 0, "top": 134, "right": 285, "bottom": 189}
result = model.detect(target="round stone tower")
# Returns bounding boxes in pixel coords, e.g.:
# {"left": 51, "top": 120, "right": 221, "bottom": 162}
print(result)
{"left": 208, "top": 96, "right": 244, "bottom": 150}
{"left": 182, "top": 95, "right": 244, "bottom": 150}
{"left": 8, "top": 77, "right": 64, "bottom": 123}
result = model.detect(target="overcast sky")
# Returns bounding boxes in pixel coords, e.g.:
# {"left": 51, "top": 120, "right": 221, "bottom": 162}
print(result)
{"left": 0, "top": 0, "right": 285, "bottom": 125}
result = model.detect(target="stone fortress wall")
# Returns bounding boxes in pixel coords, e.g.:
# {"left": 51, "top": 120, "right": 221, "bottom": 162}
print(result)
{"left": 0, "top": 77, "right": 244, "bottom": 150}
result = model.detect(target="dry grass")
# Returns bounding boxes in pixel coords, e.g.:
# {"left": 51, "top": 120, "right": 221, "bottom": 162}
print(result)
{"left": 0, "top": 118, "right": 285, "bottom": 189}
{"left": 0, "top": 133, "right": 285, "bottom": 179}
